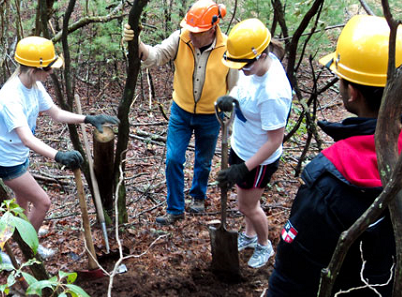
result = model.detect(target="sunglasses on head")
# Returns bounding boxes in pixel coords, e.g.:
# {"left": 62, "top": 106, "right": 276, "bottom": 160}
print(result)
{"left": 39, "top": 65, "right": 52, "bottom": 72}
{"left": 223, "top": 52, "right": 261, "bottom": 70}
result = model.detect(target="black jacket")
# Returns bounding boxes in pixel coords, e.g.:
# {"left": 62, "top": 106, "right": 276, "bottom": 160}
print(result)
{"left": 268, "top": 117, "right": 396, "bottom": 297}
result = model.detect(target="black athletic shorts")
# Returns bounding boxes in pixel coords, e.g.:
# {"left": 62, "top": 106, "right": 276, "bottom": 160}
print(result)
{"left": 229, "top": 148, "right": 279, "bottom": 189}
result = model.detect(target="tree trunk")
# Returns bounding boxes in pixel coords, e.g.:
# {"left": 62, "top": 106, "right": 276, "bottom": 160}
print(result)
{"left": 318, "top": 7, "right": 402, "bottom": 295}
{"left": 375, "top": 6, "right": 402, "bottom": 294}
{"left": 376, "top": 67, "right": 402, "bottom": 297}
{"left": 39, "top": 0, "right": 91, "bottom": 192}
{"left": 0, "top": 181, "right": 8, "bottom": 203}
{"left": 270, "top": 0, "right": 289, "bottom": 42}
{"left": 13, "top": 231, "right": 50, "bottom": 281}
{"left": 285, "top": 0, "right": 324, "bottom": 87}
{"left": 113, "top": 0, "right": 149, "bottom": 224}
{"left": 94, "top": 126, "right": 115, "bottom": 213}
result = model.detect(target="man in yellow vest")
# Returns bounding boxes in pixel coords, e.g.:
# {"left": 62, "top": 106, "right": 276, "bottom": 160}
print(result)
{"left": 124, "top": 0, "right": 238, "bottom": 224}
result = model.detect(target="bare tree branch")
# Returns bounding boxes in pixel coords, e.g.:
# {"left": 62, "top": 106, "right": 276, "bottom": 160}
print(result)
{"left": 52, "top": 3, "right": 127, "bottom": 43}
{"left": 225, "top": 0, "right": 238, "bottom": 35}
{"left": 286, "top": 0, "right": 324, "bottom": 87}
{"left": 318, "top": 160, "right": 402, "bottom": 297}
{"left": 359, "top": 0, "right": 375, "bottom": 16}
{"left": 271, "top": 0, "right": 289, "bottom": 42}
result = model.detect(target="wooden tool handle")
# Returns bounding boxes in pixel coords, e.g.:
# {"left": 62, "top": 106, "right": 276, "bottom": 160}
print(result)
{"left": 74, "top": 94, "right": 105, "bottom": 224}
{"left": 214, "top": 103, "right": 235, "bottom": 228}
{"left": 220, "top": 125, "right": 229, "bottom": 227}
{"left": 75, "top": 94, "right": 109, "bottom": 253}
{"left": 73, "top": 168, "right": 99, "bottom": 270}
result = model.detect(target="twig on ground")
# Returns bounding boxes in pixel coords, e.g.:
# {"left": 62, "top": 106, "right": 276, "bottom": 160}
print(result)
{"left": 106, "top": 156, "right": 167, "bottom": 296}
{"left": 334, "top": 242, "right": 394, "bottom": 296}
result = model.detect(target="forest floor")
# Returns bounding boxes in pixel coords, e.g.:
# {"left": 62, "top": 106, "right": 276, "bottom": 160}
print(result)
{"left": 1, "top": 62, "right": 348, "bottom": 297}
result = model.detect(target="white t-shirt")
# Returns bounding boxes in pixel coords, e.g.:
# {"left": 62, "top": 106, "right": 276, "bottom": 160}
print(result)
{"left": 230, "top": 53, "right": 292, "bottom": 165}
{"left": 0, "top": 77, "right": 54, "bottom": 166}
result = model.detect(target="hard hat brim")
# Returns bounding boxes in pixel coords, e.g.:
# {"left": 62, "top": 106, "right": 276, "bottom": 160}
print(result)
{"left": 180, "top": 18, "right": 211, "bottom": 33}
{"left": 318, "top": 52, "right": 336, "bottom": 72}
{"left": 221, "top": 57, "right": 246, "bottom": 69}
{"left": 51, "top": 56, "right": 64, "bottom": 69}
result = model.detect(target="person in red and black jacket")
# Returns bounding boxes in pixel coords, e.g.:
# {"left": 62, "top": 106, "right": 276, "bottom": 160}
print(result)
{"left": 267, "top": 15, "right": 402, "bottom": 297}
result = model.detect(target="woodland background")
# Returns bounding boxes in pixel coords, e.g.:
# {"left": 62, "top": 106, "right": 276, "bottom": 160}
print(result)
{"left": 1, "top": 0, "right": 402, "bottom": 296}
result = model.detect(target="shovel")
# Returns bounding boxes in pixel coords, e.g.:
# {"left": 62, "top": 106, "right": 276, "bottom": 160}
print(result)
{"left": 73, "top": 168, "right": 105, "bottom": 279}
{"left": 209, "top": 102, "right": 240, "bottom": 280}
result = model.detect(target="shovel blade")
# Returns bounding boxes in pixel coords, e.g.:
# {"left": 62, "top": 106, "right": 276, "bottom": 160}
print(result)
{"left": 76, "top": 268, "right": 106, "bottom": 281}
{"left": 209, "top": 225, "right": 240, "bottom": 279}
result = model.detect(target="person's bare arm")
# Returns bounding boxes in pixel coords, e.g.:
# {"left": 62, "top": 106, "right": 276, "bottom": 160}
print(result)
{"left": 245, "top": 127, "right": 284, "bottom": 171}
{"left": 44, "top": 105, "right": 85, "bottom": 124}
{"left": 15, "top": 126, "right": 58, "bottom": 159}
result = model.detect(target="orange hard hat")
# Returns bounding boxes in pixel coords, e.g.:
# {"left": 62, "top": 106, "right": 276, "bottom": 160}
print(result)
{"left": 180, "top": 0, "right": 226, "bottom": 33}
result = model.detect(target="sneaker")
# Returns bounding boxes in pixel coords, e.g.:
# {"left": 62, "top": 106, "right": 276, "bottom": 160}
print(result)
{"left": 155, "top": 213, "right": 185, "bottom": 225}
{"left": 247, "top": 241, "right": 275, "bottom": 269}
{"left": 0, "top": 251, "right": 13, "bottom": 271}
{"left": 188, "top": 199, "right": 205, "bottom": 213}
{"left": 37, "top": 244, "right": 56, "bottom": 260}
{"left": 238, "top": 232, "right": 258, "bottom": 251}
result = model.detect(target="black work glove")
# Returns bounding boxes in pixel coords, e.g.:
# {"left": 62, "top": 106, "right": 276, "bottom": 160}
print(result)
{"left": 216, "top": 95, "right": 239, "bottom": 112}
{"left": 55, "top": 150, "right": 84, "bottom": 170}
{"left": 216, "top": 163, "right": 250, "bottom": 188}
{"left": 84, "top": 115, "right": 120, "bottom": 133}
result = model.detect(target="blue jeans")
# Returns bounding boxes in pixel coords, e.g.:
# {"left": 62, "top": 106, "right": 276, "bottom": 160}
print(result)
{"left": 165, "top": 102, "right": 220, "bottom": 215}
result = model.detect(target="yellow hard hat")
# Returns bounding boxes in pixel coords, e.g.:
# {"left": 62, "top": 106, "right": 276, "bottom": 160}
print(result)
{"left": 222, "top": 18, "right": 271, "bottom": 69}
{"left": 319, "top": 15, "right": 402, "bottom": 87}
{"left": 180, "top": 0, "right": 226, "bottom": 33}
{"left": 14, "top": 36, "right": 64, "bottom": 69}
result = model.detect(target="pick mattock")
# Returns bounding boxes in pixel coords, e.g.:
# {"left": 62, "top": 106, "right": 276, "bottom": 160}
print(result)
{"left": 209, "top": 102, "right": 240, "bottom": 280}
{"left": 75, "top": 94, "right": 110, "bottom": 254}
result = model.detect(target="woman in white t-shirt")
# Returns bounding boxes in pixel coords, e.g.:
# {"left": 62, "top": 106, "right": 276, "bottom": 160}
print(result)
{"left": 0, "top": 36, "right": 118, "bottom": 259}
{"left": 216, "top": 19, "right": 292, "bottom": 269}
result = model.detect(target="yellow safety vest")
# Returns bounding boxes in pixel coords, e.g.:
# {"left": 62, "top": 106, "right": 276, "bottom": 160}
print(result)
{"left": 172, "top": 26, "right": 230, "bottom": 114}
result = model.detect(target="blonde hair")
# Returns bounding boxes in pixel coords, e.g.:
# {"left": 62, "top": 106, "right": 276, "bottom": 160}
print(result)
{"left": 6, "top": 65, "right": 38, "bottom": 88}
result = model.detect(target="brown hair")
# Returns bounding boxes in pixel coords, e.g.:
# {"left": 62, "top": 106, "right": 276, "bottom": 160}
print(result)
{"left": 342, "top": 79, "right": 384, "bottom": 112}
{"left": 268, "top": 38, "right": 285, "bottom": 60}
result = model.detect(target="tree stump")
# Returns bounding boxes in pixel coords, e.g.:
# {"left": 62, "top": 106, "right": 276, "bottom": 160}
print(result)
{"left": 93, "top": 126, "right": 115, "bottom": 212}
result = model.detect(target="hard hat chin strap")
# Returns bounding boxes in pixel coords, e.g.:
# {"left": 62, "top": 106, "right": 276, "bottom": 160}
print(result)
{"left": 38, "top": 56, "right": 59, "bottom": 71}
